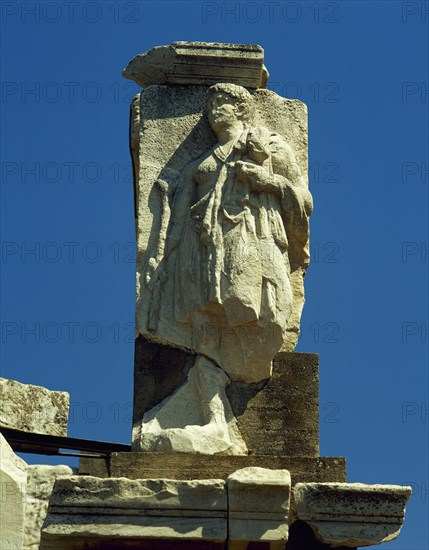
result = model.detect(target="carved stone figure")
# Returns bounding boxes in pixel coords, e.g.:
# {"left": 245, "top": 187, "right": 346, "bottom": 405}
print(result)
{"left": 147, "top": 84, "right": 312, "bottom": 384}
{"left": 131, "top": 81, "right": 312, "bottom": 454}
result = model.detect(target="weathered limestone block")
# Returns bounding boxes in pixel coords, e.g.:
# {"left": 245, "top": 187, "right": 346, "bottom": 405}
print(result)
{"left": 110, "top": 452, "right": 346, "bottom": 486}
{"left": 79, "top": 456, "right": 109, "bottom": 478}
{"left": 24, "top": 464, "right": 75, "bottom": 550}
{"left": 227, "top": 351, "right": 319, "bottom": 457}
{"left": 40, "top": 475, "right": 227, "bottom": 549}
{"left": 123, "top": 41, "right": 268, "bottom": 89}
{"left": 294, "top": 482, "right": 412, "bottom": 547}
{"left": 0, "top": 432, "right": 28, "bottom": 549}
{"left": 0, "top": 377, "right": 69, "bottom": 436}
{"left": 228, "top": 467, "right": 291, "bottom": 548}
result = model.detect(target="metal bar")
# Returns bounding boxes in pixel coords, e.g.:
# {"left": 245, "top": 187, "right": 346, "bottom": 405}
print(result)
{"left": 0, "top": 427, "right": 131, "bottom": 456}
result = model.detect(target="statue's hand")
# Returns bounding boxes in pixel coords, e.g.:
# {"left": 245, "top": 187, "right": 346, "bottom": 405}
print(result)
{"left": 236, "top": 161, "right": 273, "bottom": 193}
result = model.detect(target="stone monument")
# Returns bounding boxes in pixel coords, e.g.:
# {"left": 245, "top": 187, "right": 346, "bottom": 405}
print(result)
{"left": 39, "top": 42, "right": 411, "bottom": 549}
{"left": 126, "top": 42, "right": 313, "bottom": 455}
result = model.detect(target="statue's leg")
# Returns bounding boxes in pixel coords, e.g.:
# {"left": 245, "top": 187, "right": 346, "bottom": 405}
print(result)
{"left": 137, "top": 353, "right": 247, "bottom": 455}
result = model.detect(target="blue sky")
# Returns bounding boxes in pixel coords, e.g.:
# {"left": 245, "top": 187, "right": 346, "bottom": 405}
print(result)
{"left": 1, "top": 1, "right": 428, "bottom": 548}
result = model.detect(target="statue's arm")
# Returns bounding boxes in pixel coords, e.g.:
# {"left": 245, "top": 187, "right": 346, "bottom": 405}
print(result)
{"left": 272, "top": 142, "right": 313, "bottom": 220}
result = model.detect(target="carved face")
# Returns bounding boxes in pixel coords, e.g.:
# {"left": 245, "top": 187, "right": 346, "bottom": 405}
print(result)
{"left": 207, "top": 92, "right": 241, "bottom": 130}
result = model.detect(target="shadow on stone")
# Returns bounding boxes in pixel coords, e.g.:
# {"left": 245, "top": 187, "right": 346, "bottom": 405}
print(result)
{"left": 286, "top": 521, "right": 355, "bottom": 550}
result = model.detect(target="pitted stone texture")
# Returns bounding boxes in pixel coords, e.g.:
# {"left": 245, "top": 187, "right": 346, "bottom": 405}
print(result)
{"left": 0, "top": 377, "right": 69, "bottom": 436}
{"left": 228, "top": 467, "right": 291, "bottom": 547}
{"left": 24, "top": 464, "right": 75, "bottom": 550}
{"left": 40, "top": 475, "right": 227, "bottom": 549}
{"left": 227, "top": 352, "right": 319, "bottom": 457}
{"left": 294, "top": 482, "right": 412, "bottom": 547}
{"left": 0, "top": 432, "right": 28, "bottom": 550}
{"left": 110, "top": 453, "right": 346, "bottom": 486}
{"left": 123, "top": 41, "right": 268, "bottom": 89}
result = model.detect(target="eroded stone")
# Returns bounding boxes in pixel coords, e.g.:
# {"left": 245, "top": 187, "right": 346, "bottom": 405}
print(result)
{"left": 228, "top": 467, "right": 291, "bottom": 546}
{"left": 24, "top": 465, "right": 75, "bottom": 550}
{"left": 123, "top": 41, "right": 268, "bottom": 89}
{"left": 135, "top": 356, "right": 247, "bottom": 455}
{"left": 294, "top": 482, "right": 412, "bottom": 547}
{"left": 0, "top": 432, "right": 28, "bottom": 550}
{"left": 0, "top": 377, "right": 69, "bottom": 436}
{"left": 40, "top": 475, "right": 227, "bottom": 549}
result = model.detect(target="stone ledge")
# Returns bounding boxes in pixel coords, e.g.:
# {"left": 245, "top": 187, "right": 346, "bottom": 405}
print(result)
{"left": 40, "top": 468, "right": 291, "bottom": 549}
{"left": 294, "top": 482, "right": 412, "bottom": 547}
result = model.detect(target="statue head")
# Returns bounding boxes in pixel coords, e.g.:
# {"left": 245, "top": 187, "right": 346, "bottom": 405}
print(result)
{"left": 206, "top": 83, "right": 254, "bottom": 132}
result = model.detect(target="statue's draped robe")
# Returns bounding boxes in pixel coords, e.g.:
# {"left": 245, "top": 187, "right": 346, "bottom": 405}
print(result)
{"left": 157, "top": 127, "right": 311, "bottom": 380}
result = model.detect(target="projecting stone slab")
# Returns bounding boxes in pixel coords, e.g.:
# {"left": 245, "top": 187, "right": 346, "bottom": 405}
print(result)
{"left": 294, "top": 482, "right": 412, "bottom": 547}
{"left": 228, "top": 467, "right": 291, "bottom": 548}
{"left": 123, "top": 41, "right": 268, "bottom": 89}
{"left": 0, "top": 377, "right": 69, "bottom": 436}
{"left": 24, "top": 464, "right": 75, "bottom": 550}
{"left": 0, "top": 432, "right": 28, "bottom": 550}
{"left": 40, "top": 475, "right": 227, "bottom": 550}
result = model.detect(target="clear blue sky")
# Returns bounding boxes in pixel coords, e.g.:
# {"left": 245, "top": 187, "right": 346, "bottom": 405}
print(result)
{"left": 1, "top": 1, "right": 428, "bottom": 548}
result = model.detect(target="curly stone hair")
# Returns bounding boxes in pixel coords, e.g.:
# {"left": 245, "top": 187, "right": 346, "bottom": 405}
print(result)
{"left": 206, "top": 83, "right": 255, "bottom": 125}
